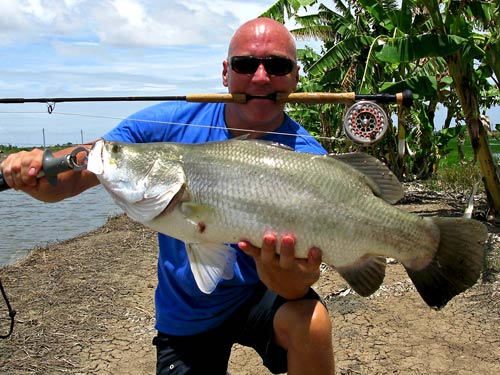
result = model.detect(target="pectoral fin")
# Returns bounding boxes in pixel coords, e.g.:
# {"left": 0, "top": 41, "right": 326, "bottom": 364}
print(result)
{"left": 186, "top": 243, "right": 237, "bottom": 294}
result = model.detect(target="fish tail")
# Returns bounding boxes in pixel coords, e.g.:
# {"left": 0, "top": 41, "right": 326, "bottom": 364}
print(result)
{"left": 405, "top": 217, "right": 487, "bottom": 309}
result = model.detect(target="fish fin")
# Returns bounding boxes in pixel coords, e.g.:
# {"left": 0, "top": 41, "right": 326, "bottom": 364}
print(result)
{"left": 330, "top": 152, "right": 404, "bottom": 204}
{"left": 404, "top": 217, "right": 487, "bottom": 309}
{"left": 186, "top": 243, "right": 236, "bottom": 294}
{"left": 125, "top": 160, "right": 186, "bottom": 222}
{"left": 336, "top": 256, "right": 387, "bottom": 296}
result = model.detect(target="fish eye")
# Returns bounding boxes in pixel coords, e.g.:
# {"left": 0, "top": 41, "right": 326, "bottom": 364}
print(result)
{"left": 111, "top": 144, "right": 122, "bottom": 154}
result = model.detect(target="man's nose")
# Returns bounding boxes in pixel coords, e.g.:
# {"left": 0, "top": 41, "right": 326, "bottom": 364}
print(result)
{"left": 252, "top": 63, "right": 271, "bottom": 81}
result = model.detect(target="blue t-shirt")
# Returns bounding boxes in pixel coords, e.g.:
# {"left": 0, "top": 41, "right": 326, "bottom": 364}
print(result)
{"left": 103, "top": 101, "right": 326, "bottom": 335}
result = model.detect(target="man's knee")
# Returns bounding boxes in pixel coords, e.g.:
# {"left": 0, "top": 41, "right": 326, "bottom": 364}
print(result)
{"left": 273, "top": 299, "right": 331, "bottom": 349}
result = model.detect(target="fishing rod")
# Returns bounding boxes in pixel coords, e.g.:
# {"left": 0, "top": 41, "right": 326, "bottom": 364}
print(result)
{"left": 0, "top": 89, "right": 414, "bottom": 191}
{"left": 0, "top": 90, "right": 413, "bottom": 107}
{"left": 0, "top": 278, "right": 16, "bottom": 339}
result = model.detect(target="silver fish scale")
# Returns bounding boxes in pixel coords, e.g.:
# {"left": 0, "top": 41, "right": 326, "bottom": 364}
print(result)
{"left": 175, "top": 140, "right": 438, "bottom": 266}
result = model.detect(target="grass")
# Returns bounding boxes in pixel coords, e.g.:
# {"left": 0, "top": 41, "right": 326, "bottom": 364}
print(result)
{"left": 425, "top": 132, "right": 500, "bottom": 192}
{"left": 426, "top": 162, "right": 483, "bottom": 193}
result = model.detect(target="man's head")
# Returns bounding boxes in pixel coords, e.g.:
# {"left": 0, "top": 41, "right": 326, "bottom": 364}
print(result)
{"left": 222, "top": 17, "right": 300, "bottom": 135}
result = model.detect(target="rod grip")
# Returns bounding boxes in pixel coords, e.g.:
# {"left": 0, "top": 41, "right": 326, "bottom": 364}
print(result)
{"left": 0, "top": 149, "right": 74, "bottom": 193}
{"left": 185, "top": 93, "right": 247, "bottom": 103}
{"left": 0, "top": 172, "right": 10, "bottom": 191}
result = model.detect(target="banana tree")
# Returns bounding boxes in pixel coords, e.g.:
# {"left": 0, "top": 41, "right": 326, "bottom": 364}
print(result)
{"left": 418, "top": 0, "right": 500, "bottom": 212}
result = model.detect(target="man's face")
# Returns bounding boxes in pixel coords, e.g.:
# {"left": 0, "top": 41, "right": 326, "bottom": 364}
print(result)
{"left": 222, "top": 23, "right": 299, "bottom": 125}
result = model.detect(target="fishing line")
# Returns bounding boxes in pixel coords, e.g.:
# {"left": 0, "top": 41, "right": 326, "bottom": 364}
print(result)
{"left": 0, "top": 277, "right": 16, "bottom": 339}
{"left": 0, "top": 111, "right": 341, "bottom": 141}
{"left": 0, "top": 109, "right": 344, "bottom": 142}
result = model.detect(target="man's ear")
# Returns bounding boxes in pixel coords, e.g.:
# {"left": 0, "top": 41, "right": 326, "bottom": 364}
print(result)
{"left": 294, "top": 65, "right": 300, "bottom": 85}
{"left": 222, "top": 60, "right": 229, "bottom": 87}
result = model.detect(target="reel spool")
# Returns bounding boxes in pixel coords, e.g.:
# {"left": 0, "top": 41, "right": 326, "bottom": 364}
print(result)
{"left": 343, "top": 101, "right": 389, "bottom": 146}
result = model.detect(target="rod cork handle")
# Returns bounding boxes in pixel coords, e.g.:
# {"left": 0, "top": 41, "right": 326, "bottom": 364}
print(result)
{"left": 276, "top": 92, "right": 357, "bottom": 104}
{"left": 185, "top": 93, "right": 247, "bottom": 103}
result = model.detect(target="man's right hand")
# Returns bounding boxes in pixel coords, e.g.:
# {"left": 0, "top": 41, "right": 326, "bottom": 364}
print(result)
{"left": 1, "top": 148, "right": 44, "bottom": 191}
{"left": 1, "top": 146, "right": 99, "bottom": 202}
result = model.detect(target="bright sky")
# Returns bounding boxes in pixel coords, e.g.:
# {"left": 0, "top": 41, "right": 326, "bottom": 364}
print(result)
{"left": 0, "top": 0, "right": 279, "bottom": 146}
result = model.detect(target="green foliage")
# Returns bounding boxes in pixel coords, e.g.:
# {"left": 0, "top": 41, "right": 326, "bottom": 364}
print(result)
{"left": 260, "top": 0, "right": 317, "bottom": 23}
{"left": 376, "top": 35, "right": 468, "bottom": 63}
{"left": 380, "top": 75, "right": 438, "bottom": 99}
{"left": 263, "top": 0, "right": 500, "bottom": 184}
{"left": 425, "top": 130, "right": 500, "bottom": 192}
{"left": 434, "top": 126, "right": 465, "bottom": 155}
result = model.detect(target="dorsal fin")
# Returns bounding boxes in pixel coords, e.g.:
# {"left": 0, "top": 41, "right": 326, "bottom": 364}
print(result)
{"left": 330, "top": 152, "right": 404, "bottom": 204}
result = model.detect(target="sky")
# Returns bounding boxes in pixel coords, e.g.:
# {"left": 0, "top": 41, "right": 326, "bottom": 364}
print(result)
{"left": 0, "top": 0, "right": 497, "bottom": 147}
{"left": 0, "top": 0, "right": 280, "bottom": 146}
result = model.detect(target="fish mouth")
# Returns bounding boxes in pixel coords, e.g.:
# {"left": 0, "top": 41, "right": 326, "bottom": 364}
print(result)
{"left": 86, "top": 139, "right": 105, "bottom": 175}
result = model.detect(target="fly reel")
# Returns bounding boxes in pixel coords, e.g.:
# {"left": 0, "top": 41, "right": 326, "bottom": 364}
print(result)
{"left": 343, "top": 101, "right": 389, "bottom": 146}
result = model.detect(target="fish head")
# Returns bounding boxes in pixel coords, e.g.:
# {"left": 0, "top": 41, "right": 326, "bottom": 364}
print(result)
{"left": 88, "top": 139, "right": 147, "bottom": 202}
{"left": 87, "top": 139, "right": 186, "bottom": 222}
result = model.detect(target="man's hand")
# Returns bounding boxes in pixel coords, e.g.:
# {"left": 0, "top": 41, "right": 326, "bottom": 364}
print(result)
{"left": 238, "top": 233, "right": 322, "bottom": 300}
{"left": 1, "top": 147, "right": 99, "bottom": 202}
{"left": 1, "top": 149, "right": 44, "bottom": 191}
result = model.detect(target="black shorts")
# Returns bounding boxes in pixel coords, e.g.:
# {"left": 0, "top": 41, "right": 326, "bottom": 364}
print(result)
{"left": 152, "top": 285, "right": 323, "bottom": 375}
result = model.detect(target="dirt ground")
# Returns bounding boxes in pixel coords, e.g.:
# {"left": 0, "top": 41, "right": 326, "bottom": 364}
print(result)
{"left": 0, "top": 184, "right": 499, "bottom": 375}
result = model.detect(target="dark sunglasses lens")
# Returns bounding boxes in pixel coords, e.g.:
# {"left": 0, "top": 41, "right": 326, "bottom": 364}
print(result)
{"left": 230, "top": 57, "right": 260, "bottom": 74}
{"left": 230, "top": 57, "right": 294, "bottom": 76}
{"left": 263, "top": 58, "right": 294, "bottom": 75}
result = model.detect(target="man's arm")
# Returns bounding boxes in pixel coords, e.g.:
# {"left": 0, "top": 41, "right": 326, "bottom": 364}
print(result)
{"left": 1, "top": 145, "right": 99, "bottom": 202}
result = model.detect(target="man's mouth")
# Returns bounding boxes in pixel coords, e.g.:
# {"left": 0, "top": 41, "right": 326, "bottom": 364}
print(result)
{"left": 245, "top": 93, "right": 277, "bottom": 102}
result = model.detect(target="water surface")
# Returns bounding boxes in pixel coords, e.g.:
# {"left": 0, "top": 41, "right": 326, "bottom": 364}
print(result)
{"left": 0, "top": 186, "right": 122, "bottom": 266}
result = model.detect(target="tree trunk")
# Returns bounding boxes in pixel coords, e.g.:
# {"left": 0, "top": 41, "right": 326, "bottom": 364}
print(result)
{"left": 448, "top": 57, "right": 500, "bottom": 214}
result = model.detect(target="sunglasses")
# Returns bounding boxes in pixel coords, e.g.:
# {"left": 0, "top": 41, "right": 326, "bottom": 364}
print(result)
{"left": 229, "top": 56, "right": 295, "bottom": 76}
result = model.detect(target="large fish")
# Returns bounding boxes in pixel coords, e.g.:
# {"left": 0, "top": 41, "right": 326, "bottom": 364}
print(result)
{"left": 87, "top": 138, "right": 487, "bottom": 308}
